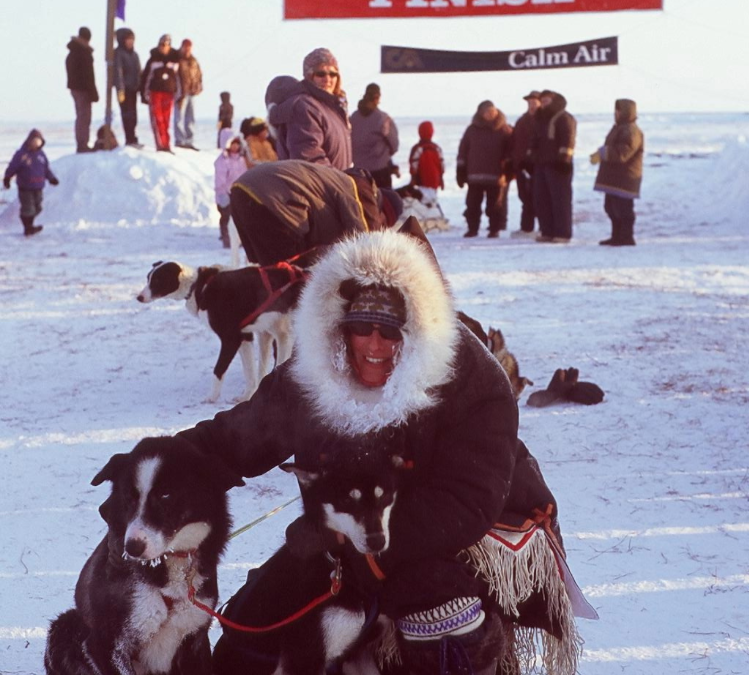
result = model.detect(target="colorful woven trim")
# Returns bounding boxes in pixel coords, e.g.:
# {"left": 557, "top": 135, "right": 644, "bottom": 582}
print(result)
{"left": 397, "top": 597, "right": 485, "bottom": 642}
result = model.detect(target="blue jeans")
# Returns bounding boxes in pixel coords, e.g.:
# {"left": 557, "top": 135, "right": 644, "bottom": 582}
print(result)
{"left": 174, "top": 95, "right": 196, "bottom": 146}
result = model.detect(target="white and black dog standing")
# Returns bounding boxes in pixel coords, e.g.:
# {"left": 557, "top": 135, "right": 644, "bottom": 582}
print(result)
{"left": 212, "top": 435, "right": 406, "bottom": 675}
{"left": 136, "top": 250, "right": 318, "bottom": 403}
{"left": 44, "top": 436, "right": 244, "bottom": 675}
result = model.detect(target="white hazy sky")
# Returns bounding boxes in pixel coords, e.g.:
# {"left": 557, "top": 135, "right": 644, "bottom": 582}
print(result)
{"left": 2, "top": 0, "right": 748, "bottom": 124}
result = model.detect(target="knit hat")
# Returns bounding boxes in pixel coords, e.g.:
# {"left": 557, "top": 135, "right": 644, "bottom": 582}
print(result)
{"left": 158, "top": 34, "right": 172, "bottom": 46}
{"left": 341, "top": 285, "right": 407, "bottom": 329}
{"left": 303, "top": 48, "right": 339, "bottom": 77}
{"left": 78, "top": 26, "right": 92, "bottom": 41}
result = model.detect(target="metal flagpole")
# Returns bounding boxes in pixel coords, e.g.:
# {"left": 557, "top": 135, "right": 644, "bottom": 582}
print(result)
{"left": 104, "top": 0, "right": 117, "bottom": 137}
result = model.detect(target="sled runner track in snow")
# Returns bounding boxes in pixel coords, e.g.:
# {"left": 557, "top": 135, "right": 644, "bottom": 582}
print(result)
{"left": 572, "top": 522, "right": 749, "bottom": 540}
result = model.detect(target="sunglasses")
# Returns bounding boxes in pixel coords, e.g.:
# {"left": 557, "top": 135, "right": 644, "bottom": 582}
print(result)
{"left": 313, "top": 70, "right": 339, "bottom": 79}
{"left": 346, "top": 321, "right": 402, "bottom": 341}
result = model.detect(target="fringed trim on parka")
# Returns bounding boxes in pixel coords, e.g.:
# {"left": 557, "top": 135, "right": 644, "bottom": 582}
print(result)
{"left": 465, "top": 526, "right": 584, "bottom": 675}
{"left": 291, "top": 230, "right": 459, "bottom": 436}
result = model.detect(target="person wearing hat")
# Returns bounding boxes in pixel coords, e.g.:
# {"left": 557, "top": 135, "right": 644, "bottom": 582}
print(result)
{"left": 240, "top": 116, "right": 278, "bottom": 164}
{"left": 510, "top": 90, "right": 542, "bottom": 238}
{"left": 590, "top": 98, "right": 644, "bottom": 246}
{"left": 350, "top": 82, "right": 400, "bottom": 188}
{"left": 265, "top": 48, "right": 352, "bottom": 170}
{"left": 216, "top": 91, "right": 234, "bottom": 148}
{"left": 140, "top": 35, "right": 181, "bottom": 152}
{"left": 174, "top": 39, "right": 203, "bottom": 150}
{"left": 529, "top": 90, "right": 577, "bottom": 243}
{"left": 228, "top": 159, "right": 390, "bottom": 265}
{"left": 176, "top": 228, "right": 584, "bottom": 674}
{"left": 65, "top": 27, "right": 99, "bottom": 153}
{"left": 456, "top": 100, "right": 514, "bottom": 238}
{"left": 114, "top": 28, "right": 142, "bottom": 148}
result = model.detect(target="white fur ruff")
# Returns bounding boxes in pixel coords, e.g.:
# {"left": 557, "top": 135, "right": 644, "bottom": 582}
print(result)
{"left": 291, "top": 231, "right": 458, "bottom": 435}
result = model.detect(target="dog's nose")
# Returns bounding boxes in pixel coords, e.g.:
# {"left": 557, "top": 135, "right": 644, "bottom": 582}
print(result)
{"left": 125, "top": 538, "right": 147, "bottom": 558}
{"left": 365, "top": 532, "right": 386, "bottom": 553}
{"left": 136, "top": 295, "right": 145, "bottom": 303}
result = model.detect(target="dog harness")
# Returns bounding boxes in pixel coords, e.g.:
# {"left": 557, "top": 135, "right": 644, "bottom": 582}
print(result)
{"left": 239, "top": 260, "right": 310, "bottom": 329}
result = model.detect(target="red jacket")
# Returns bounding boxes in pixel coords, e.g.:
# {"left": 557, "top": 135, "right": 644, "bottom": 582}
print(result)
{"left": 408, "top": 121, "right": 444, "bottom": 189}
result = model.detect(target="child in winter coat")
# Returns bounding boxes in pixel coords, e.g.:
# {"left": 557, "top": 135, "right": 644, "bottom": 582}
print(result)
{"left": 3, "top": 129, "right": 59, "bottom": 237}
{"left": 407, "top": 121, "right": 449, "bottom": 231}
{"left": 409, "top": 120, "right": 445, "bottom": 206}
{"left": 214, "top": 134, "right": 249, "bottom": 248}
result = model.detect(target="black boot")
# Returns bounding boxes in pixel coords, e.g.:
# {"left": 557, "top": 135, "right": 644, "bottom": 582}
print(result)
{"left": 21, "top": 215, "right": 43, "bottom": 237}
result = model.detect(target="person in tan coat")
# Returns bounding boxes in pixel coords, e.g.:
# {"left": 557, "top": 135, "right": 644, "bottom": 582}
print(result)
{"left": 174, "top": 39, "right": 202, "bottom": 149}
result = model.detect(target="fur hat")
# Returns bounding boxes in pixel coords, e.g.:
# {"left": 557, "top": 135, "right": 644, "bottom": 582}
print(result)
{"left": 341, "top": 285, "right": 407, "bottom": 329}
{"left": 303, "top": 48, "right": 339, "bottom": 77}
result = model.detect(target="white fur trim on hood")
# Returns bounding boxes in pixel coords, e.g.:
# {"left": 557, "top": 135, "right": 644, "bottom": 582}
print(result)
{"left": 291, "top": 230, "right": 459, "bottom": 436}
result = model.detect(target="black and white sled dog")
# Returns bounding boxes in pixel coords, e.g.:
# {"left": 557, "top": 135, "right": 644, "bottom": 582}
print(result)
{"left": 136, "top": 251, "right": 318, "bottom": 402}
{"left": 44, "top": 436, "right": 245, "bottom": 675}
{"left": 213, "top": 436, "right": 407, "bottom": 675}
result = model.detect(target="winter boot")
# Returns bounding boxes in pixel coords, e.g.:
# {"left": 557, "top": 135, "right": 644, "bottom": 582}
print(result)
{"left": 21, "top": 215, "right": 43, "bottom": 237}
{"left": 399, "top": 609, "right": 505, "bottom": 675}
{"left": 219, "top": 220, "right": 230, "bottom": 249}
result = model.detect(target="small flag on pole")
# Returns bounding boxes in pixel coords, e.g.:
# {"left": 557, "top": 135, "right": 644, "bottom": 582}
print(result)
{"left": 116, "top": 0, "right": 126, "bottom": 20}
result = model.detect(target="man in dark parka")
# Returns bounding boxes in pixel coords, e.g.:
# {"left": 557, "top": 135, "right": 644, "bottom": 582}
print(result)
{"left": 591, "top": 99, "right": 644, "bottom": 246}
{"left": 66, "top": 26, "right": 99, "bottom": 153}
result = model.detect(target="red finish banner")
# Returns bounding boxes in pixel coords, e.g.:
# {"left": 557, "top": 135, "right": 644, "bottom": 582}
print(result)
{"left": 284, "top": 0, "right": 662, "bottom": 20}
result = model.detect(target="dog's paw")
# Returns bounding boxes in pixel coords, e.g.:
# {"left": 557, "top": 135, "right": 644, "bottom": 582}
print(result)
{"left": 234, "top": 390, "right": 254, "bottom": 404}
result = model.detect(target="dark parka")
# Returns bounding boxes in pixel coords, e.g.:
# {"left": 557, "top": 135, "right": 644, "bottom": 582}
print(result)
{"left": 140, "top": 47, "right": 181, "bottom": 100}
{"left": 594, "top": 99, "right": 644, "bottom": 199}
{"left": 267, "top": 78, "right": 352, "bottom": 170}
{"left": 178, "top": 231, "right": 561, "bottom": 616}
{"left": 457, "top": 110, "right": 513, "bottom": 185}
{"left": 66, "top": 37, "right": 99, "bottom": 101}
{"left": 530, "top": 92, "right": 576, "bottom": 167}
{"left": 114, "top": 29, "right": 141, "bottom": 93}
{"left": 230, "top": 160, "right": 373, "bottom": 248}
{"left": 511, "top": 110, "right": 535, "bottom": 169}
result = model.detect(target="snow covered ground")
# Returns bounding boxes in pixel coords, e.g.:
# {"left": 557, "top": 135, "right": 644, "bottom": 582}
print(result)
{"left": 1, "top": 114, "right": 748, "bottom": 674}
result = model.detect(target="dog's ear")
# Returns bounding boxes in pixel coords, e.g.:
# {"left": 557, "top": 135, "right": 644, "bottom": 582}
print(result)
{"left": 280, "top": 462, "right": 319, "bottom": 488}
{"left": 98, "top": 494, "right": 113, "bottom": 524}
{"left": 210, "top": 458, "right": 245, "bottom": 492}
{"left": 151, "top": 260, "right": 163, "bottom": 268}
{"left": 91, "top": 453, "right": 130, "bottom": 486}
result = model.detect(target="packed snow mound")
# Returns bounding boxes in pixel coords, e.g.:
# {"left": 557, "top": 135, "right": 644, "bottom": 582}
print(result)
{"left": 0, "top": 146, "right": 216, "bottom": 229}
{"left": 701, "top": 135, "right": 749, "bottom": 229}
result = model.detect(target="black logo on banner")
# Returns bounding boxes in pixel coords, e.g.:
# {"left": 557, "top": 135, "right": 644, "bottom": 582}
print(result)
{"left": 381, "top": 37, "right": 618, "bottom": 73}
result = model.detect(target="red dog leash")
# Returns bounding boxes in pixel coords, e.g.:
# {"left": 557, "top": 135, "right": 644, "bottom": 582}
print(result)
{"left": 239, "top": 261, "right": 310, "bottom": 329}
{"left": 187, "top": 557, "right": 342, "bottom": 633}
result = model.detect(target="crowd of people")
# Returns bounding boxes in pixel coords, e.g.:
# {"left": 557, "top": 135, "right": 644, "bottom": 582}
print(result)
{"left": 54, "top": 27, "right": 647, "bottom": 249}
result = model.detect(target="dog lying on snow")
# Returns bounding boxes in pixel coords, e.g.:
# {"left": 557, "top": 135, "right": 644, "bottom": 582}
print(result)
{"left": 136, "top": 250, "right": 319, "bottom": 403}
{"left": 213, "top": 435, "right": 407, "bottom": 675}
{"left": 44, "top": 436, "right": 245, "bottom": 675}
{"left": 458, "top": 311, "right": 533, "bottom": 400}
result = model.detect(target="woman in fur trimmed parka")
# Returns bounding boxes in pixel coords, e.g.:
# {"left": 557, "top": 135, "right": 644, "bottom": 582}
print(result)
{"left": 178, "top": 230, "right": 583, "bottom": 674}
